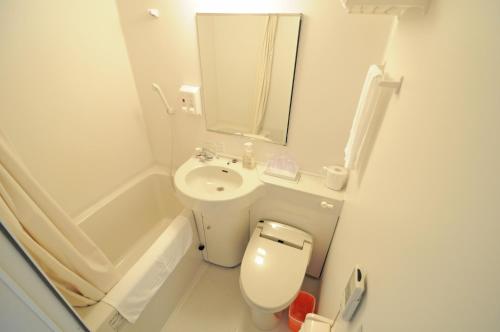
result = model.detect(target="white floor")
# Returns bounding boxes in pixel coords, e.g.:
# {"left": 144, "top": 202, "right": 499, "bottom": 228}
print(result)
{"left": 161, "top": 262, "right": 320, "bottom": 332}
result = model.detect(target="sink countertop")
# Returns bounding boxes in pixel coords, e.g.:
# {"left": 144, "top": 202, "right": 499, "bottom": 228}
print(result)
{"left": 175, "top": 156, "right": 344, "bottom": 204}
{"left": 256, "top": 164, "right": 345, "bottom": 201}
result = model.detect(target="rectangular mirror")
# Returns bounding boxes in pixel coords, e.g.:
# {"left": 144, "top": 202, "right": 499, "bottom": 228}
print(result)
{"left": 196, "top": 13, "right": 302, "bottom": 145}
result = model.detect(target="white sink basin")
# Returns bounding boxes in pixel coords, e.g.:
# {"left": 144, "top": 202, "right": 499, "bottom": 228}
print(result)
{"left": 185, "top": 165, "right": 243, "bottom": 194}
{"left": 174, "top": 157, "right": 263, "bottom": 211}
{"left": 174, "top": 156, "right": 264, "bottom": 266}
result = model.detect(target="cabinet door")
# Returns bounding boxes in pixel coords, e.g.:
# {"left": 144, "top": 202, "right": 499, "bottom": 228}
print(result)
{"left": 202, "top": 208, "right": 249, "bottom": 267}
{"left": 192, "top": 210, "right": 208, "bottom": 261}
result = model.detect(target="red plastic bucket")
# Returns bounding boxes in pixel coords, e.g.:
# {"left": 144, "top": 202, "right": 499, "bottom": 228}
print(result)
{"left": 288, "top": 291, "right": 316, "bottom": 332}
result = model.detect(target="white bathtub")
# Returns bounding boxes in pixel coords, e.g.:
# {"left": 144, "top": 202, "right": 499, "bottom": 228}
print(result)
{"left": 75, "top": 167, "right": 203, "bottom": 332}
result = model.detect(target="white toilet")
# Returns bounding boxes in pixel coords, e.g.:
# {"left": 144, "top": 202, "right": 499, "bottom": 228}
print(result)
{"left": 239, "top": 220, "right": 313, "bottom": 330}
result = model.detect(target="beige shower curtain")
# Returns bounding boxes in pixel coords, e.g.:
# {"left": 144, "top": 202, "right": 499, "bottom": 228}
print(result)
{"left": 0, "top": 134, "right": 119, "bottom": 306}
{"left": 252, "top": 15, "right": 278, "bottom": 134}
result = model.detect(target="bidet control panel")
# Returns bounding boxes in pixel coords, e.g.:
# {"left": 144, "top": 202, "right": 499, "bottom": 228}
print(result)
{"left": 259, "top": 220, "right": 312, "bottom": 249}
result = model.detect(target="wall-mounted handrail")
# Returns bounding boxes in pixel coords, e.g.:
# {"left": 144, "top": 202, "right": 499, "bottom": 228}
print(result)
{"left": 152, "top": 83, "right": 175, "bottom": 115}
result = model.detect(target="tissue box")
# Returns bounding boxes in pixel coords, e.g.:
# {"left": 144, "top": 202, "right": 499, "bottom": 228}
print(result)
{"left": 264, "top": 157, "right": 300, "bottom": 182}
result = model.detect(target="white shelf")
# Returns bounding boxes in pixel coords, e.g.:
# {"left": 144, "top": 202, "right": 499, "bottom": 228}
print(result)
{"left": 213, "top": 153, "right": 345, "bottom": 202}
{"left": 257, "top": 165, "right": 345, "bottom": 202}
{"left": 340, "top": 0, "right": 429, "bottom": 15}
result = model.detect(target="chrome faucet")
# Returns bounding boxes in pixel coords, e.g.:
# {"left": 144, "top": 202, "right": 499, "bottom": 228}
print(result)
{"left": 195, "top": 146, "right": 217, "bottom": 162}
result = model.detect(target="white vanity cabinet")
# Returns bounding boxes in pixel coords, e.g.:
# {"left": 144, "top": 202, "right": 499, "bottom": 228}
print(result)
{"left": 195, "top": 208, "right": 250, "bottom": 267}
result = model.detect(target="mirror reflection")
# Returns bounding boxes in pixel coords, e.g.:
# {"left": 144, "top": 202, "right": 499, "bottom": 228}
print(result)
{"left": 196, "top": 14, "right": 302, "bottom": 145}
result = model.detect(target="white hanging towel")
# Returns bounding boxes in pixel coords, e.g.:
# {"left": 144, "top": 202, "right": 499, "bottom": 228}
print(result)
{"left": 102, "top": 209, "right": 193, "bottom": 323}
{"left": 344, "top": 64, "right": 383, "bottom": 169}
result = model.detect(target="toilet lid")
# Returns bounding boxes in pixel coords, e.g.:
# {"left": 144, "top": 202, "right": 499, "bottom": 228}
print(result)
{"left": 240, "top": 228, "right": 312, "bottom": 312}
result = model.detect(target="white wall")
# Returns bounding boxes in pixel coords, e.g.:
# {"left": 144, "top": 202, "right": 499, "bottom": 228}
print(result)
{"left": 115, "top": 0, "right": 393, "bottom": 173}
{"left": 319, "top": 1, "right": 500, "bottom": 331}
{"left": 0, "top": 0, "right": 154, "bottom": 216}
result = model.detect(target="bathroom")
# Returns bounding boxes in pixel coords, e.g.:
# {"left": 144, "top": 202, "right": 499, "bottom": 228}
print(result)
{"left": 1, "top": 0, "right": 499, "bottom": 331}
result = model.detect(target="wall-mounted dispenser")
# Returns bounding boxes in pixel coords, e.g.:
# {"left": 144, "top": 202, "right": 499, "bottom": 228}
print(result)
{"left": 179, "top": 85, "right": 202, "bottom": 115}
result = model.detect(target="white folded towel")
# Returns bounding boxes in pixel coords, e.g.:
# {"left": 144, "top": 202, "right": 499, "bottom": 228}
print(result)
{"left": 102, "top": 209, "right": 193, "bottom": 323}
{"left": 344, "top": 64, "right": 383, "bottom": 169}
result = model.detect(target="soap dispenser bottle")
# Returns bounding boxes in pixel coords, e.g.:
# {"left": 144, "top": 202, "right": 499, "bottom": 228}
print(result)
{"left": 242, "top": 142, "right": 256, "bottom": 169}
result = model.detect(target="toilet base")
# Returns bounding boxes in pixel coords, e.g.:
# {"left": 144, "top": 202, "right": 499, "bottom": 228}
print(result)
{"left": 250, "top": 307, "right": 281, "bottom": 330}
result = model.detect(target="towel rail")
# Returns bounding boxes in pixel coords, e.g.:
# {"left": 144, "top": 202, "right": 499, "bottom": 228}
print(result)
{"left": 378, "top": 76, "right": 404, "bottom": 95}
{"left": 344, "top": 64, "right": 403, "bottom": 169}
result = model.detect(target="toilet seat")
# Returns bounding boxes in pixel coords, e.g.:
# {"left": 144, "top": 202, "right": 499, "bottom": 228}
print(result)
{"left": 240, "top": 222, "right": 313, "bottom": 313}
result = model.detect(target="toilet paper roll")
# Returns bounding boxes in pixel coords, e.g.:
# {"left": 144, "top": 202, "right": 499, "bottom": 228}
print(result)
{"left": 323, "top": 165, "right": 348, "bottom": 191}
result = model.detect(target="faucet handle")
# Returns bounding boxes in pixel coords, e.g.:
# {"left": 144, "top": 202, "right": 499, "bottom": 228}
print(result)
{"left": 202, "top": 142, "right": 218, "bottom": 159}
{"left": 195, "top": 147, "right": 207, "bottom": 161}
